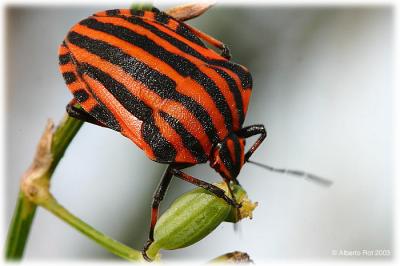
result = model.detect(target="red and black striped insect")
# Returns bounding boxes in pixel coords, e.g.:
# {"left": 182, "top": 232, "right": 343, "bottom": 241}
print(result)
{"left": 59, "top": 7, "right": 266, "bottom": 260}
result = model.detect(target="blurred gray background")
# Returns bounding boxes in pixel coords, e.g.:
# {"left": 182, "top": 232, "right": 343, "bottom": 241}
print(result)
{"left": 5, "top": 4, "right": 393, "bottom": 262}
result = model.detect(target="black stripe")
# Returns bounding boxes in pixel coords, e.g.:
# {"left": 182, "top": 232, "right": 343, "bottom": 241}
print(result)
{"left": 231, "top": 134, "right": 241, "bottom": 170}
{"left": 175, "top": 24, "right": 206, "bottom": 48}
{"left": 209, "top": 60, "right": 252, "bottom": 90}
{"left": 68, "top": 30, "right": 175, "bottom": 97}
{"left": 159, "top": 111, "right": 208, "bottom": 163}
{"left": 130, "top": 9, "right": 144, "bottom": 17}
{"left": 73, "top": 89, "right": 89, "bottom": 102}
{"left": 79, "top": 18, "right": 233, "bottom": 133}
{"left": 240, "top": 138, "right": 245, "bottom": 166}
{"left": 78, "top": 63, "right": 152, "bottom": 120}
{"left": 122, "top": 16, "right": 251, "bottom": 89}
{"left": 105, "top": 9, "right": 121, "bottom": 16}
{"left": 59, "top": 53, "right": 72, "bottom": 65}
{"left": 211, "top": 67, "right": 244, "bottom": 126}
{"left": 141, "top": 119, "right": 177, "bottom": 163}
{"left": 219, "top": 139, "right": 235, "bottom": 178}
{"left": 78, "top": 63, "right": 176, "bottom": 162}
{"left": 68, "top": 31, "right": 220, "bottom": 145}
{"left": 63, "top": 72, "right": 77, "bottom": 84}
{"left": 73, "top": 68, "right": 121, "bottom": 132}
{"left": 89, "top": 104, "right": 121, "bottom": 132}
{"left": 154, "top": 11, "right": 170, "bottom": 25}
{"left": 192, "top": 69, "right": 233, "bottom": 132}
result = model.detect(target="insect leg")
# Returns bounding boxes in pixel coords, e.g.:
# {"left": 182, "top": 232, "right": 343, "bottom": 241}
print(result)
{"left": 236, "top": 124, "right": 267, "bottom": 162}
{"left": 66, "top": 100, "right": 106, "bottom": 127}
{"left": 184, "top": 24, "right": 231, "bottom": 60}
{"left": 142, "top": 165, "right": 174, "bottom": 261}
{"left": 170, "top": 168, "right": 240, "bottom": 208}
{"left": 224, "top": 178, "right": 241, "bottom": 221}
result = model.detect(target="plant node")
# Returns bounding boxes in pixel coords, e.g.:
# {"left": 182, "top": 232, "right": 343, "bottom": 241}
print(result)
{"left": 20, "top": 120, "right": 54, "bottom": 204}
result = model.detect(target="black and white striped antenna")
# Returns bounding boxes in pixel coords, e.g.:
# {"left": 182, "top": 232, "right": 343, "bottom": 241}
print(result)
{"left": 247, "top": 160, "right": 333, "bottom": 187}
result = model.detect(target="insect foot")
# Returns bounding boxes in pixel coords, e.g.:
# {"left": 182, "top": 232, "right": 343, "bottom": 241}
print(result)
{"left": 143, "top": 182, "right": 257, "bottom": 261}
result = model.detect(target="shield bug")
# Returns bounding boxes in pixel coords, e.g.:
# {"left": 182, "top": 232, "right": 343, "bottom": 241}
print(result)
{"left": 58, "top": 7, "right": 266, "bottom": 260}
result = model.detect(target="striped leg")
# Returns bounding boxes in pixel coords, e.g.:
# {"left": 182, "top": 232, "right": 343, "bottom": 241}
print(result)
{"left": 142, "top": 165, "right": 174, "bottom": 261}
{"left": 237, "top": 124, "right": 267, "bottom": 162}
{"left": 66, "top": 100, "right": 107, "bottom": 127}
{"left": 171, "top": 169, "right": 241, "bottom": 227}
{"left": 223, "top": 178, "right": 241, "bottom": 222}
{"left": 170, "top": 168, "right": 239, "bottom": 207}
{"left": 184, "top": 24, "right": 231, "bottom": 60}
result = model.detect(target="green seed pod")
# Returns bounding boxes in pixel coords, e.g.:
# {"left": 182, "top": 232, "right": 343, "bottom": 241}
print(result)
{"left": 145, "top": 182, "right": 257, "bottom": 260}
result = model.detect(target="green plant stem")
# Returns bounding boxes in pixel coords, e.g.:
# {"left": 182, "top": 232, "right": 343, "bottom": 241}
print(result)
{"left": 6, "top": 114, "right": 145, "bottom": 261}
{"left": 39, "top": 194, "right": 143, "bottom": 261}
{"left": 50, "top": 114, "right": 84, "bottom": 174}
{"left": 4, "top": 192, "right": 37, "bottom": 259}
{"left": 130, "top": 2, "right": 153, "bottom": 11}
{"left": 5, "top": 114, "right": 83, "bottom": 260}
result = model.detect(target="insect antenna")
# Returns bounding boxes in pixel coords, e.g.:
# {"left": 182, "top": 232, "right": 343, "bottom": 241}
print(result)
{"left": 247, "top": 160, "right": 333, "bottom": 187}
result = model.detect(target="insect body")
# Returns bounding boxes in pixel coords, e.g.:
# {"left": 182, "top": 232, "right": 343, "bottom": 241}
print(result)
{"left": 59, "top": 8, "right": 266, "bottom": 260}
